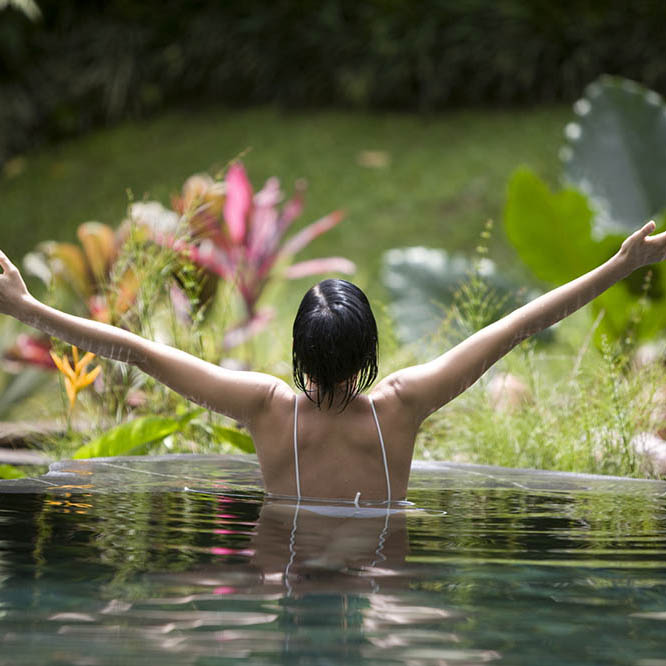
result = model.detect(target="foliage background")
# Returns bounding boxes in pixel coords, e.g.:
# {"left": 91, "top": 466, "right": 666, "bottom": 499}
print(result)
{"left": 3, "top": 0, "right": 666, "bottom": 164}
{"left": 3, "top": 1, "right": 666, "bottom": 478}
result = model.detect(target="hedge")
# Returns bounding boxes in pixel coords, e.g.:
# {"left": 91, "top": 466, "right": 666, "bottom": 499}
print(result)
{"left": 2, "top": 0, "right": 666, "bottom": 163}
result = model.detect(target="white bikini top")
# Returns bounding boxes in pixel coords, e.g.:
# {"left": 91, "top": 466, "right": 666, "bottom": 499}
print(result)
{"left": 292, "top": 395, "right": 391, "bottom": 504}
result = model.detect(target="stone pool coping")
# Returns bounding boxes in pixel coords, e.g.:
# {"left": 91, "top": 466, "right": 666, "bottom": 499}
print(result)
{"left": 1, "top": 454, "right": 665, "bottom": 496}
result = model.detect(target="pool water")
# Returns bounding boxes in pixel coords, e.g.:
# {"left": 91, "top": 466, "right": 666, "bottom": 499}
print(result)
{"left": 1, "top": 455, "right": 666, "bottom": 665}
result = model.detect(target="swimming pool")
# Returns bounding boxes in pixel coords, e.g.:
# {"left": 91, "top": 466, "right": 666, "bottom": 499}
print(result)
{"left": 1, "top": 454, "right": 666, "bottom": 665}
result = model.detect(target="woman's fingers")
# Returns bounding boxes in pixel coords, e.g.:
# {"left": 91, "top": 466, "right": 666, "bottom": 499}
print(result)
{"left": 0, "top": 249, "right": 18, "bottom": 276}
{"left": 638, "top": 221, "right": 666, "bottom": 263}
{"left": 0, "top": 249, "right": 11, "bottom": 272}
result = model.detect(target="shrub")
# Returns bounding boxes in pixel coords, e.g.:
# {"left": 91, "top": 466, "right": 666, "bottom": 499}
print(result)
{"left": 4, "top": 1, "right": 666, "bottom": 163}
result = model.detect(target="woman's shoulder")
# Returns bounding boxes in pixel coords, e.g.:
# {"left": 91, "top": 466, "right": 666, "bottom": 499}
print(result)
{"left": 369, "top": 374, "right": 423, "bottom": 431}
{"left": 265, "top": 377, "right": 296, "bottom": 407}
{"left": 369, "top": 373, "right": 409, "bottom": 407}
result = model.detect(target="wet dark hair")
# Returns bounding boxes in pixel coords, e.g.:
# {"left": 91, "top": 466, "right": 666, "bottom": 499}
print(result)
{"left": 292, "top": 279, "right": 378, "bottom": 409}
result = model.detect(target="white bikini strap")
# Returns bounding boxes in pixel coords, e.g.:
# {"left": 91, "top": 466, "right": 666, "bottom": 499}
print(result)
{"left": 284, "top": 500, "right": 300, "bottom": 596}
{"left": 369, "top": 397, "right": 391, "bottom": 504}
{"left": 293, "top": 395, "right": 301, "bottom": 499}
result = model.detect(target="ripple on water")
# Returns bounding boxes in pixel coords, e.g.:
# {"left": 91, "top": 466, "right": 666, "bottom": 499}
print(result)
{"left": 1, "top": 455, "right": 666, "bottom": 665}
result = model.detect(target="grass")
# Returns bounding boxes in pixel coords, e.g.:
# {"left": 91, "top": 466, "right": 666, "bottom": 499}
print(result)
{"left": 415, "top": 325, "right": 659, "bottom": 478}
{"left": 4, "top": 103, "right": 661, "bottom": 479}
{"left": 0, "top": 105, "right": 570, "bottom": 285}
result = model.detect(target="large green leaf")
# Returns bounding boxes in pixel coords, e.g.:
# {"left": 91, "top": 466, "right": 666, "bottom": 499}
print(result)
{"left": 381, "top": 245, "right": 543, "bottom": 345}
{"left": 73, "top": 410, "right": 200, "bottom": 459}
{"left": 504, "top": 167, "right": 602, "bottom": 284}
{"left": 505, "top": 168, "right": 666, "bottom": 342}
{"left": 592, "top": 254, "right": 666, "bottom": 343}
{"left": 208, "top": 424, "right": 255, "bottom": 453}
{"left": 563, "top": 75, "right": 666, "bottom": 234}
{"left": 382, "top": 246, "right": 468, "bottom": 343}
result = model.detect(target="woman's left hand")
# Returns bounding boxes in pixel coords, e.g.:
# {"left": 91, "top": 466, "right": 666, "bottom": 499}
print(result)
{"left": 619, "top": 220, "right": 666, "bottom": 272}
{"left": 0, "top": 249, "right": 31, "bottom": 317}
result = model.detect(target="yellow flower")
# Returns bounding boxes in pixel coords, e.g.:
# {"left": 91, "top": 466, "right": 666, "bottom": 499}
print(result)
{"left": 49, "top": 345, "right": 101, "bottom": 413}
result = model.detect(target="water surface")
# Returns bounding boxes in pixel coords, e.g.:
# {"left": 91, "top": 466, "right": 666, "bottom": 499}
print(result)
{"left": 1, "top": 455, "right": 666, "bottom": 665}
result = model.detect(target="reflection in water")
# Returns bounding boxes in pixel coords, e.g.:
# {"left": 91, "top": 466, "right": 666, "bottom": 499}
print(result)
{"left": 1, "top": 461, "right": 666, "bottom": 665}
{"left": 251, "top": 499, "right": 409, "bottom": 596}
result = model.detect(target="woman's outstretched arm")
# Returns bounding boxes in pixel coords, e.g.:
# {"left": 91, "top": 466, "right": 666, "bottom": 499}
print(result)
{"left": 378, "top": 221, "right": 666, "bottom": 424}
{"left": 0, "top": 250, "right": 288, "bottom": 424}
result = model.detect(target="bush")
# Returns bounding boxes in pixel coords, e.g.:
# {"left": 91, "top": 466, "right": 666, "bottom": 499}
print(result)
{"left": 3, "top": 0, "right": 666, "bottom": 163}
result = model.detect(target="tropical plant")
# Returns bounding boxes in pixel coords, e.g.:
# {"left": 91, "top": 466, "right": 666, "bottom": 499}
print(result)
{"left": 0, "top": 318, "right": 55, "bottom": 420}
{"left": 3, "top": 333, "right": 54, "bottom": 368}
{"left": 24, "top": 221, "right": 140, "bottom": 324}
{"left": 561, "top": 75, "right": 666, "bottom": 236}
{"left": 49, "top": 345, "right": 101, "bottom": 415}
{"left": 504, "top": 76, "right": 666, "bottom": 343}
{"left": 2, "top": 160, "right": 352, "bottom": 462}
{"left": 72, "top": 410, "right": 200, "bottom": 459}
{"left": 8, "top": 220, "right": 144, "bottom": 383}
{"left": 381, "top": 222, "right": 544, "bottom": 347}
{"left": 138, "top": 161, "right": 355, "bottom": 347}
{"left": 70, "top": 409, "right": 254, "bottom": 459}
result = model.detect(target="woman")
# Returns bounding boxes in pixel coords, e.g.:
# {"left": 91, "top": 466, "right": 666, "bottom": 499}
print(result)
{"left": 1, "top": 221, "right": 665, "bottom": 502}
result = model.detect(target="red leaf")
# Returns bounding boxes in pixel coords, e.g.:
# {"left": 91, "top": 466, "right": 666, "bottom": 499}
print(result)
{"left": 224, "top": 163, "right": 253, "bottom": 244}
{"left": 190, "top": 240, "right": 235, "bottom": 280}
{"left": 253, "top": 177, "right": 282, "bottom": 208}
{"left": 4, "top": 334, "right": 56, "bottom": 369}
{"left": 278, "top": 210, "right": 344, "bottom": 258}
{"left": 278, "top": 179, "right": 307, "bottom": 231}
{"left": 223, "top": 308, "right": 275, "bottom": 349}
{"left": 247, "top": 178, "right": 281, "bottom": 263}
{"left": 284, "top": 257, "right": 356, "bottom": 279}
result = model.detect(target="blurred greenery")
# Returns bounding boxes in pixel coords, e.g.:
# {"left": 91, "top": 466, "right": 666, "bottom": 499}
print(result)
{"left": 3, "top": 101, "right": 665, "bottom": 479}
{"left": 0, "top": 105, "right": 569, "bottom": 292}
{"left": 381, "top": 238, "right": 546, "bottom": 345}
{"left": 506, "top": 78, "right": 666, "bottom": 343}
{"left": 0, "top": 463, "right": 26, "bottom": 479}
{"left": 563, "top": 76, "right": 666, "bottom": 235}
{"left": 3, "top": 0, "right": 666, "bottom": 163}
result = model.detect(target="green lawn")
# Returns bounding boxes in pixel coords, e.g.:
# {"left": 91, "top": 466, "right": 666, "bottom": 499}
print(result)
{"left": 2, "top": 104, "right": 662, "bottom": 479}
{"left": 0, "top": 105, "right": 570, "bottom": 292}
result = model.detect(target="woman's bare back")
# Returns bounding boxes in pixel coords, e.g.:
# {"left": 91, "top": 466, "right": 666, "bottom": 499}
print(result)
{"left": 249, "top": 381, "right": 419, "bottom": 502}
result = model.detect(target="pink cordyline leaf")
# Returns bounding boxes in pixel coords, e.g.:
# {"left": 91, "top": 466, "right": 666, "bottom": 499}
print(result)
{"left": 3, "top": 334, "right": 56, "bottom": 369}
{"left": 223, "top": 308, "right": 275, "bottom": 349}
{"left": 278, "top": 179, "right": 307, "bottom": 231}
{"left": 191, "top": 240, "right": 235, "bottom": 280}
{"left": 253, "top": 177, "right": 282, "bottom": 208}
{"left": 169, "top": 283, "right": 192, "bottom": 324}
{"left": 246, "top": 206, "right": 279, "bottom": 263}
{"left": 247, "top": 179, "right": 281, "bottom": 263}
{"left": 278, "top": 210, "right": 345, "bottom": 258}
{"left": 224, "top": 163, "right": 253, "bottom": 244}
{"left": 284, "top": 257, "right": 356, "bottom": 279}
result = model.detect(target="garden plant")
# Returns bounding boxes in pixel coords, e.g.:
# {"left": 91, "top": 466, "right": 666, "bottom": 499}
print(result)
{"left": 2, "top": 76, "right": 666, "bottom": 482}
{"left": 0, "top": 161, "right": 353, "bottom": 474}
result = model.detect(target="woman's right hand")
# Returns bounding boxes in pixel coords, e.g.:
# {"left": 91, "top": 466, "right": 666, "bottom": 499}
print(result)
{"left": 0, "top": 250, "right": 31, "bottom": 317}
